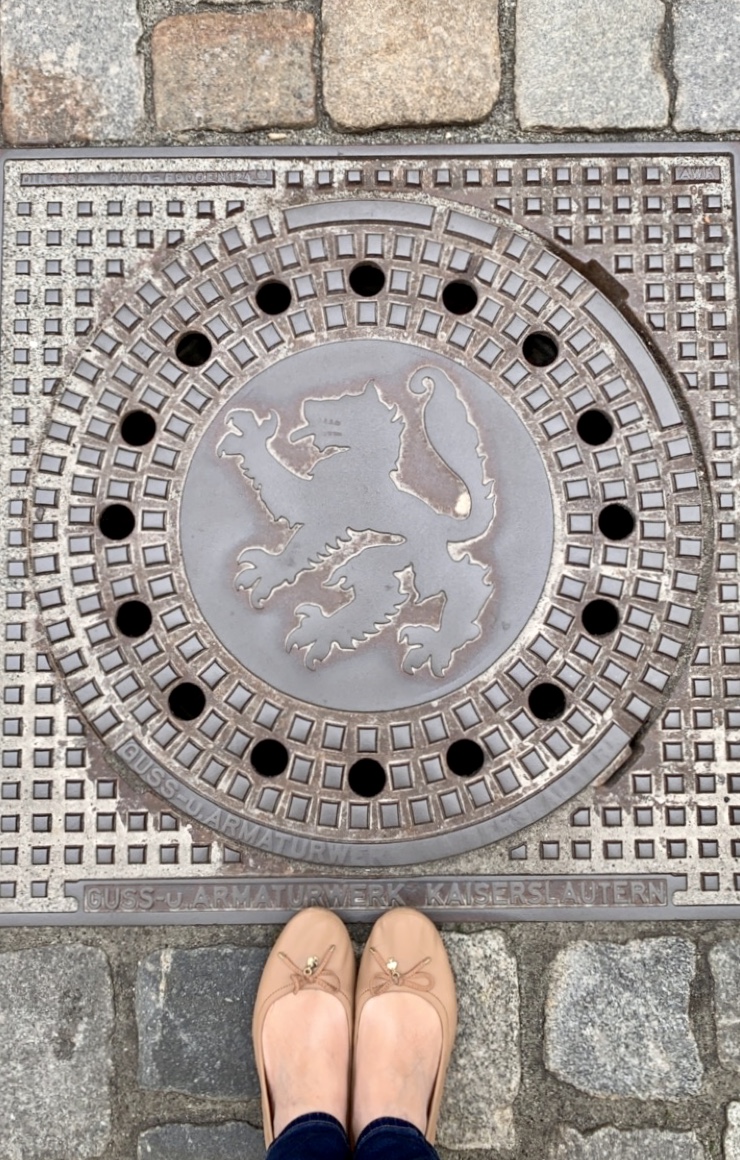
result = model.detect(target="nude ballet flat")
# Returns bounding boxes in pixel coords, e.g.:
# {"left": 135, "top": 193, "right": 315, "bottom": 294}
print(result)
{"left": 354, "top": 908, "right": 457, "bottom": 1144}
{"left": 252, "top": 907, "right": 356, "bottom": 1146}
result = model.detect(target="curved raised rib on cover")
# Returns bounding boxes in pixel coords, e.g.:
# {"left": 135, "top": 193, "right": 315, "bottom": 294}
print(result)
{"left": 584, "top": 291, "right": 682, "bottom": 429}
{"left": 445, "top": 209, "right": 498, "bottom": 246}
{"left": 284, "top": 199, "right": 435, "bottom": 232}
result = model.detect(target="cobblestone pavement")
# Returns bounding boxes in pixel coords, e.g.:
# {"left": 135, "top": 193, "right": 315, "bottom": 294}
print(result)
{"left": 2, "top": 0, "right": 740, "bottom": 145}
{"left": 3, "top": 0, "right": 740, "bottom": 1157}
{"left": 3, "top": 922, "right": 740, "bottom": 1158}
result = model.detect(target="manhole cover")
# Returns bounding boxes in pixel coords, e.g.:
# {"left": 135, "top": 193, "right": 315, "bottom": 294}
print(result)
{"left": 1, "top": 145, "right": 739, "bottom": 922}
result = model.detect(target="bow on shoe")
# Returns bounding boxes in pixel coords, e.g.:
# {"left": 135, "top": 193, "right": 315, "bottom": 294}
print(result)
{"left": 367, "top": 945, "right": 434, "bottom": 996}
{"left": 277, "top": 944, "right": 342, "bottom": 994}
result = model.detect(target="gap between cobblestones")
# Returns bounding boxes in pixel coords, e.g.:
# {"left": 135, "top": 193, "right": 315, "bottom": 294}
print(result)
{"left": 660, "top": 0, "right": 680, "bottom": 129}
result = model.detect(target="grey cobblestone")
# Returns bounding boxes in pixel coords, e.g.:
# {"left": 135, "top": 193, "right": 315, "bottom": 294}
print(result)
{"left": 547, "top": 1125, "right": 706, "bottom": 1160}
{"left": 709, "top": 939, "right": 740, "bottom": 1072}
{"left": 725, "top": 1103, "right": 740, "bottom": 1160}
{"left": 138, "top": 1121, "right": 265, "bottom": 1160}
{"left": 136, "top": 946, "right": 267, "bottom": 1098}
{"left": 151, "top": 12, "right": 317, "bottom": 133}
{"left": 0, "top": 0, "right": 144, "bottom": 144}
{"left": 674, "top": 0, "right": 740, "bottom": 132}
{"left": 437, "top": 931, "right": 520, "bottom": 1152}
{"left": 515, "top": 0, "right": 669, "bottom": 130}
{"left": 322, "top": 0, "right": 500, "bottom": 131}
{"left": 0, "top": 946, "right": 114, "bottom": 1160}
{"left": 544, "top": 938, "right": 702, "bottom": 1099}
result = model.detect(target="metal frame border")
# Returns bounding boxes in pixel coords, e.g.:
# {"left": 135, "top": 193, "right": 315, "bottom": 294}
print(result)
{"left": 2, "top": 141, "right": 739, "bottom": 923}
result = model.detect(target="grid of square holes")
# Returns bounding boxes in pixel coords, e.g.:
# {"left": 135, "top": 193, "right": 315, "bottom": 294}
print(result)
{"left": 1, "top": 152, "right": 739, "bottom": 913}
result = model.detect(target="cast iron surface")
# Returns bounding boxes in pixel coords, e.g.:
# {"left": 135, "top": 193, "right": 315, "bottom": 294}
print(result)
{"left": 0, "top": 145, "right": 738, "bottom": 921}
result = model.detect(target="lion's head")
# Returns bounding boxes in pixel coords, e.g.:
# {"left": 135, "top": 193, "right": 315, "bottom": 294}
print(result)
{"left": 291, "top": 380, "right": 402, "bottom": 454}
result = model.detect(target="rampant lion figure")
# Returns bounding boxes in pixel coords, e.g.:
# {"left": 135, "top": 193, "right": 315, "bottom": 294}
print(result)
{"left": 218, "top": 366, "right": 495, "bottom": 677}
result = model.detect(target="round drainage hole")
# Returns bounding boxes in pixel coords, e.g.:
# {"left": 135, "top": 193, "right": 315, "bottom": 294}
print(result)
{"left": 167, "top": 682, "right": 206, "bottom": 721}
{"left": 442, "top": 280, "right": 478, "bottom": 315}
{"left": 348, "top": 263, "right": 386, "bottom": 297}
{"left": 522, "top": 331, "right": 559, "bottom": 367}
{"left": 98, "top": 503, "right": 135, "bottom": 541}
{"left": 528, "top": 682, "right": 567, "bottom": 720}
{"left": 348, "top": 758, "right": 387, "bottom": 798}
{"left": 577, "top": 409, "right": 614, "bottom": 446}
{"left": 115, "top": 600, "right": 152, "bottom": 638}
{"left": 250, "top": 738, "right": 289, "bottom": 777}
{"left": 446, "top": 739, "right": 485, "bottom": 776}
{"left": 175, "top": 331, "right": 212, "bottom": 367}
{"left": 598, "top": 503, "right": 635, "bottom": 541}
{"left": 255, "top": 280, "right": 292, "bottom": 315}
{"left": 581, "top": 598, "right": 620, "bottom": 636}
{"left": 120, "top": 410, "right": 156, "bottom": 447}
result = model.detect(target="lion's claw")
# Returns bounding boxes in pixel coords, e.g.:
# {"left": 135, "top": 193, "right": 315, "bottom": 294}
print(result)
{"left": 235, "top": 548, "right": 288, "bottom": 607}
{"left": 400, "top": 625, "right": 453, "bottom": 677}
{"left": 287, "top": 603, "right": 336, "bottom": 666}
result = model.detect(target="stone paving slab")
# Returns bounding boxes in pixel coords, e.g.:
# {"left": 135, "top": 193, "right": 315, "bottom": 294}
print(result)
{"left": 438, "top": 931, "right": 519, "bottom": 1152}
{"left": 547, "top": 1126, "right": 707, "bottom": 1160}
{"left": 136, "top": 946, "right": 267, "bottom": 1098}
{"left": 0, "top": 0, "right": 144, "bottom": 144}
{"left": 674, "top": 0, "right": 740, "bottom": 132}
{"left": 544, "top": 938, "right": 702, "bottom": 1099}
{"left": 322, "top": 0, "right": 500, "bottom": 130}
{"left": 151, "top": 12, "right": 316, "bottom": 133}
{"left": 0, "top": 945, "right": 114, "bottom": 1160}
{"left": 514, "top": 0, "right": 669, "bottom": 130}
{"left": 138, "top": 1122, "right": 265, "bottom": 1160}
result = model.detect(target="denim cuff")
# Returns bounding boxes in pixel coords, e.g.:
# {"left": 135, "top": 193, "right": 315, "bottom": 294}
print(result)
{"left": 267, "top": 1111, "right": 350, "bottom": 1160}
{"left": 354, "top": 1116, "right": 440, "bottom": 1160}
{"left": 355, "top": 1116, "right": 426, "bottom": 1148}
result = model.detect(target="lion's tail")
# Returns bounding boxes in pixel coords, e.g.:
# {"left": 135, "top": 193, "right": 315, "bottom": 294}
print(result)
{"left": 414, "top": 367, "right": 493, "bottom": 540}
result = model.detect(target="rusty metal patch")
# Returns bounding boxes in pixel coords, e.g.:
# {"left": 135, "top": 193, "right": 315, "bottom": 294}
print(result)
{"left": 1, "top": 144, "right": 739, "bottom": 922}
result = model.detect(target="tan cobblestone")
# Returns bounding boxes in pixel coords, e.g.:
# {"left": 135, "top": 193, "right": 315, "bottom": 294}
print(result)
{"left": 322, "top": 0, "right": 500, "bottom": 131}
{"left": 151, "top": 12, "right": 317, "bottom": 134}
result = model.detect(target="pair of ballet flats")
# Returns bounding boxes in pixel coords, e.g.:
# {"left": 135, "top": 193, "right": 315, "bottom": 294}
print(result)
{"left": 252, "top": 906, "right": 457, "bottom": 1147}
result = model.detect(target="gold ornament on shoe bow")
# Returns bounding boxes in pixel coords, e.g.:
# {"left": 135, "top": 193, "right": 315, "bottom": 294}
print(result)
{"left": 368, "top": 946, "right": 434, "bottom": 995}
{"left": 277, "top": 944, "right": 342, "bottom": 994}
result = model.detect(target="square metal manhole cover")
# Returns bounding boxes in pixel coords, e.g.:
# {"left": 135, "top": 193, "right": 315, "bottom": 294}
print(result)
{"left": 1, "top": 143, "right": 739, "bottom": 924}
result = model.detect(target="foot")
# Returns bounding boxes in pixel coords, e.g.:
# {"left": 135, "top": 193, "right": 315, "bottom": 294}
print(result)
{"left": 262, "top": 989, "right": 351, "bottom": 1138}
{"left": 351, "top": 991, "right": 442, "bottom": 1139}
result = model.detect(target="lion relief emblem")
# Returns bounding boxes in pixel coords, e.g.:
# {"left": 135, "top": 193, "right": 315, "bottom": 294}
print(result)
{"left": 217, "top": 365, "right": 495, "bottom": 677}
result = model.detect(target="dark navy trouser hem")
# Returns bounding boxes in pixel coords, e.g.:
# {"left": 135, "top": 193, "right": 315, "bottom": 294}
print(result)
{"left": 267, "top": 1111, "right": 350, "bottom": 1160}
{"left": 355, "top": 1116, "right": 441, "bottom": 1160}
{"left": 266, "top": 1112, "right": 441, "bottom": 1160}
